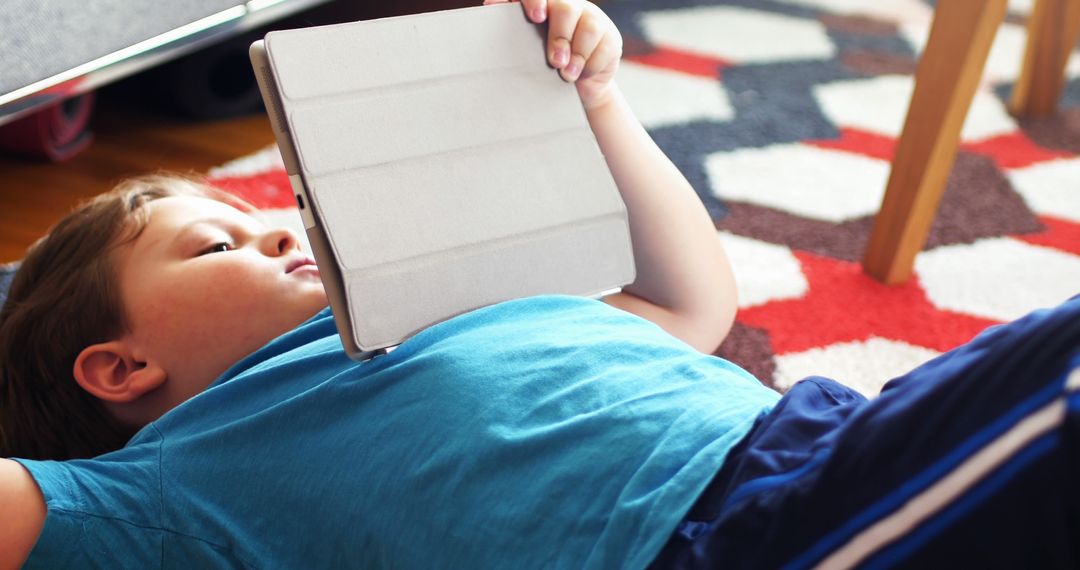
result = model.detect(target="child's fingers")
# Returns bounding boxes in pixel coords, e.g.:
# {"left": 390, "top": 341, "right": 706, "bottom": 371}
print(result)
{"left": 562, "top": 5, "right": 606, "bottom": 81}
{"left": 546, "top": 0, "right": 584, "bottom": 71}
{"left": 577, "top": 30, "right": 620, "bottom": 82}
{"left": 483, "top": 0, "right": 544, "bottom": 22}
{"left": 519, "top": 0, "right": 548, "bottom": 23}
{"left": 483, "top": 0, "right": 547, "bottom": 23}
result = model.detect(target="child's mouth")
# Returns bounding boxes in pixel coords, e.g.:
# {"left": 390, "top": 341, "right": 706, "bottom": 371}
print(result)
{"left": 285, "top": 257, "right": 318, "bottom": 274}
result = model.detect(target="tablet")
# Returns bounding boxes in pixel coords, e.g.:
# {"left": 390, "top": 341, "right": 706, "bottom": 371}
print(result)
{"left": 250, "top": 3, "right": 634, "bottom": 360}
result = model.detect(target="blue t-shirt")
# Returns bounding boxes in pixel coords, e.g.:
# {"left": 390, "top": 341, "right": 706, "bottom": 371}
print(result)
{"left": 16, "top": 296, "right": 779, "bottom": 569}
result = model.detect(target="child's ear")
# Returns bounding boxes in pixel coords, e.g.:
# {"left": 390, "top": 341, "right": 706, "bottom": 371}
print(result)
{"left": 73, "top": 341, "right": 166, "bottom": 403}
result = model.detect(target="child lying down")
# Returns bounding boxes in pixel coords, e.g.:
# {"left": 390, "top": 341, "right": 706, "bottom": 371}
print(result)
{"left": 1, "top": 1, "right": 1078, "bottom": 567}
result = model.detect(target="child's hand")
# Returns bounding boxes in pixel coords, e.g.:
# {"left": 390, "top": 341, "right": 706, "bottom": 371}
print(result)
{"left": 483, "top": 0, "right": 623, "bottom": 110}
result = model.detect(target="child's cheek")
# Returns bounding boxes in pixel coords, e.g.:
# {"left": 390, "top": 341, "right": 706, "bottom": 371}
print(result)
{"left": 141, "top": 266, "right": 234, "bottom": 325}
{"left": 190, "top": 258, "right": 274, "bottom": 304}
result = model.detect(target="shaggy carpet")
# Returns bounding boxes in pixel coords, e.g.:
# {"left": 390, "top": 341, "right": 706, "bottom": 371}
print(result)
{"left": 206, "top": 0, "right": 1080, "bottom": 395}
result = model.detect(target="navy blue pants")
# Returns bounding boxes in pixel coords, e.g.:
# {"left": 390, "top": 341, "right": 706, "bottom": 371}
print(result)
{"left": 651, "top": 295, "right": 1080, "bottom": 569}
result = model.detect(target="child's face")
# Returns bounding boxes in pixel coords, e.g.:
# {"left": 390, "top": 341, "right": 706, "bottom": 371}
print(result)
{"left": 115, "top": 196, "right": 328, "bottom": 410}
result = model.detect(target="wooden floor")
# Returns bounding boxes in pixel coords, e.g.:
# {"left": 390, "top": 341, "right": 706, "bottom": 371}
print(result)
{"left": 0, "top": 0, "right": 472, "bottom": 263}
{"left": 0, "top": 102, "right": 276, "bottom": 262}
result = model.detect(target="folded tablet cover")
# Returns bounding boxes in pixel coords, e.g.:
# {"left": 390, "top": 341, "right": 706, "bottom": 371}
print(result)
{"left": 253, "top": 3, "right": 634, "bottom": 358}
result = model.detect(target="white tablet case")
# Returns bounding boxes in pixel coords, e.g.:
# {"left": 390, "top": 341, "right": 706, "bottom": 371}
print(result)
{"left": 251, "top": 3, "right": 635, "bottom": 360}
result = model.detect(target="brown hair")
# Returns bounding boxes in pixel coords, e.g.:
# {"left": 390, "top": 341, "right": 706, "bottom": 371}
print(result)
{"left": 0, "top": 174, "right": 245, "bottom": 460}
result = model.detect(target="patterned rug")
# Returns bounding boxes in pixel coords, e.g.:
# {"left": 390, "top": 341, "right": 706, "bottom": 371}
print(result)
{"left": 207, "top": 0, "right": 1080, "bottom": 396}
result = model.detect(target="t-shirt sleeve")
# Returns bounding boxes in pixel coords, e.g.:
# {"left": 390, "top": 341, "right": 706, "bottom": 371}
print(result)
{"left": 12, "top": 451, "right": 165, "bottom": 568}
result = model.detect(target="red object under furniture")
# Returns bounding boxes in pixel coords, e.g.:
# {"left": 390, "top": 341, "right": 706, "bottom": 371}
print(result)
{"left": 0, "top": 94, "right": 95, "bottom": 162}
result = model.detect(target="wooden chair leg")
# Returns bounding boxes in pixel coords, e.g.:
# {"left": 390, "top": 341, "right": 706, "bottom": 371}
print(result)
{"left": 862, "top": 0, "right": 1008, "bottom": 285}
{"left": 1009, "top": 0, "right": 1080, "bottom": 117}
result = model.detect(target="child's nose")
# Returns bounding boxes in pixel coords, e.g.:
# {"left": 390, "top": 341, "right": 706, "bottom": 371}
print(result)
{"left": 262, "top": 228, "right": 301, "bottom": 256}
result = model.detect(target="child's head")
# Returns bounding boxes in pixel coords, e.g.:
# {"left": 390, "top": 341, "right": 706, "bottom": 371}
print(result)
{"left": 0, "top": 175, "right": 327, "bottom": 460}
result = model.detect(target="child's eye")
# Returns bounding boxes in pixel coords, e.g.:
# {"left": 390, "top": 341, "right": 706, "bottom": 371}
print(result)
{"left": 200, "top": 242, "right": 234, "bottom": 255}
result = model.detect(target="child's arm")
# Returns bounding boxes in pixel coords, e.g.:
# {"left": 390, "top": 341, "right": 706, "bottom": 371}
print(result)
{"left": 587, "top": 87, "right": 737, "bottom": 354}
{"left": 0, "top": 459, "right": 46, "bottom": 568}
{"left": 486, "top": 0, "right": 738, "bottom": 353}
